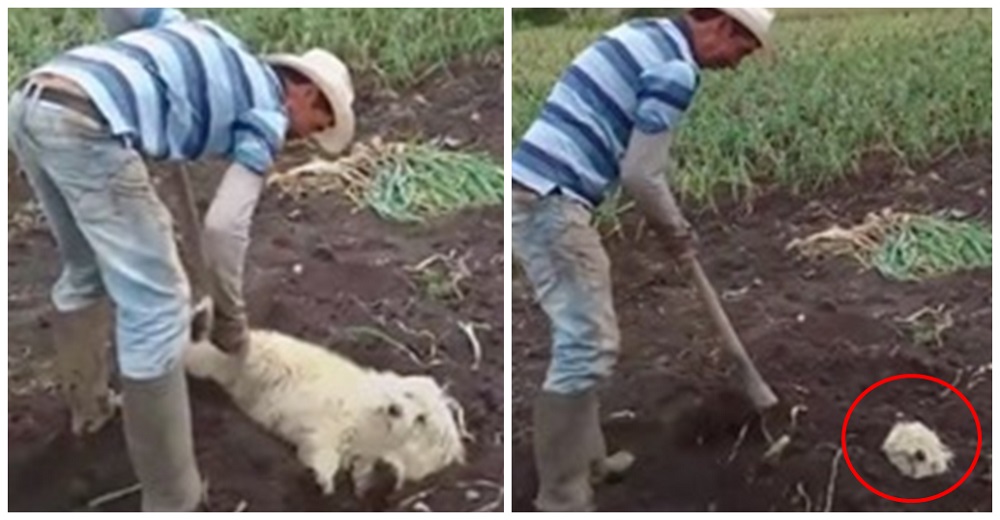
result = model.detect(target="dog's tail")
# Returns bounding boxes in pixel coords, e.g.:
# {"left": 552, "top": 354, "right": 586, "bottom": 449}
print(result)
{"left": 183, "top": 337, "right": 241, "bottom": 387}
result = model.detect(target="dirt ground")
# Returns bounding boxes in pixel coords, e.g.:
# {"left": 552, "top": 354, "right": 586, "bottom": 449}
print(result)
{"left": 8, "top": 60, "right": 503, "bottom": 512}
{"left": 512, "top": 144, "right": 992, "bottom": 512}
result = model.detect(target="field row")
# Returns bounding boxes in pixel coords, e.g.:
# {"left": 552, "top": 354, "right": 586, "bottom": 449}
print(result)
{"left": 514, "top": 9, "right": 991, "bottom": 204}
{"left": 8, "top": 8, "right": 503, "bottom": 87}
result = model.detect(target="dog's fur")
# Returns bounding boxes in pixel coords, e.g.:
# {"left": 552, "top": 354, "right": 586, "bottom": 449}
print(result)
{"left": 184, "top": 329, "right": 466, "bottom": 497}
{"left": 881, "top": 420, "right": 953, "bottom": 479}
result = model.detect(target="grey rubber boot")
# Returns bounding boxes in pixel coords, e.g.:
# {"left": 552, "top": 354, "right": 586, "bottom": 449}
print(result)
{"left": 52, "top": 303, "right": 117, "bottom": 436}
{"left": 533, "top": 389, "right": 636, "bottom": 512}
{"left": 533, "top": 390, "right": 597, "bottom": 512}
{"left": 121, "top": 363, "right": 203, "bottom": 512}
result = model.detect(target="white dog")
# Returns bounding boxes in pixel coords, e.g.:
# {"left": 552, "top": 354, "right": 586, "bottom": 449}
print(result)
{"left": 881, "top": 420, "right": 954, "bottom": 479}
{"left": 184, "top": 329, "right": 466, "bottom": 497}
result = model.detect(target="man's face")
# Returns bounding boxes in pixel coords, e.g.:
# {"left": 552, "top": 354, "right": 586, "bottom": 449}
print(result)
{"left": 285, "top": 82, "right": 335, "bottom": 139}
{"left": 696, "top": 16, "right": 762, "bottom": 69}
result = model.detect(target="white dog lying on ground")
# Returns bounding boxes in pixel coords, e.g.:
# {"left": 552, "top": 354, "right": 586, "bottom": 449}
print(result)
{"left": 184, "top": 329, "right": 467, "bottom": 498}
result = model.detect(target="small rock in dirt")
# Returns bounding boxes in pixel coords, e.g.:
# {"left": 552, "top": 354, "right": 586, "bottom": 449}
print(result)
{"left": 977, "top": 188, "right": 987, "bottom": 198}
{"left": 465, "top": 489, "right": 481, "bottom": 502}
{"left": 882, "top": 420, "right": 953, "bottom": 479}
{"left": 470, "top": 111, "right": 481, "bottom": 123}
{"left": 608, "top": 409, "right": 637, "bottom": 421}
{"left": 796, "top": 313, "right": 807, "bottom": 323}
{"left": 286, "top": 208, "right": 302, "bottom": 221}
{"left": 292, "top": 263, "right": 304, "bottom": 276}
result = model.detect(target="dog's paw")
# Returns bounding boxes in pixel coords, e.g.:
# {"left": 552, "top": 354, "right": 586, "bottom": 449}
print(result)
{"left": 190, "top": 296, "right": 214, "bottom": 343}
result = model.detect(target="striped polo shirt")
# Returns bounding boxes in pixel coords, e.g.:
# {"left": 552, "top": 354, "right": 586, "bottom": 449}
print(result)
{"left": 513, "top": 18, "right": 701, "bottom": 208}
{"left": 33, "top": 8, "right": 287, "bottom": 175}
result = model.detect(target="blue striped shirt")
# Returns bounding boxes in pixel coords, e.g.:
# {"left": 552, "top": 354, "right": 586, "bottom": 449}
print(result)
{"left": 513, "top": 18, "right": 700, "bottom": 207}
{"left": 34, "top": 8, "right": 287, "bottom": 175}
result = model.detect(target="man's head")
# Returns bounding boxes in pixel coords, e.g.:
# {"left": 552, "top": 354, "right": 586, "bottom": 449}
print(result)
{"left": 276, "top": 65, "right": 335, "bottom": 140}
{"left": 684, "top": 8, "right": 774, "bottom": 69}
{"left": 266, "top": 49, "right": 356, "bottom": 155}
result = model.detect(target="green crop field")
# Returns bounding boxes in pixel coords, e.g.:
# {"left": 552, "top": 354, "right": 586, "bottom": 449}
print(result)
{"left": 513, "top": 9, "right": 992, "bottom": 206}
{"left": 8, "top": 8, "right": 503, "bottom": 88}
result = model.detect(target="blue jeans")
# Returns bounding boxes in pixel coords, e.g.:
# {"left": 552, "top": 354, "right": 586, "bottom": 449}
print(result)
{"left": 9, "top": 84, "right": 191, "bottom": 380}
{"left": 512, "top": 188, "right": 620, "bottom": 394}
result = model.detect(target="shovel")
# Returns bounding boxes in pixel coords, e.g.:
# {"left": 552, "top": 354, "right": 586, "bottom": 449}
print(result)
{"left": 681, "top": 252, "right": 779, "bottom": 411}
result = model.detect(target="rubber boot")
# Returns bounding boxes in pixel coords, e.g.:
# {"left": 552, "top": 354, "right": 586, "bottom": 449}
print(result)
{"left": 532, "top": 390, "right": 599, "bottom": 512}
{"left": 52, "top": 302, "right": 117, "bottom": 436}
{"left": 121, "top": 363, "right": 203, "bottom": 512}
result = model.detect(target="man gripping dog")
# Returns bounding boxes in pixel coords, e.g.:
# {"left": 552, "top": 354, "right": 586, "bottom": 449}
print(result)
{"left": 8, "top": 8, "right": 355, "bottom": 511}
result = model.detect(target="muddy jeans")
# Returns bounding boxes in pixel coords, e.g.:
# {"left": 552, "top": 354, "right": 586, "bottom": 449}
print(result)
{"left": 8, "top": 84, "right": 191, "bottom": 380}
{"left": 512, "top": 187, "right": 620, "bottom": 394}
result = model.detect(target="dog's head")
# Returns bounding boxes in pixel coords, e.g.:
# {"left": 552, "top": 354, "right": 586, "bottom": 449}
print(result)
{"left": 353, "top": 372, "right": 467, "bottom": 483}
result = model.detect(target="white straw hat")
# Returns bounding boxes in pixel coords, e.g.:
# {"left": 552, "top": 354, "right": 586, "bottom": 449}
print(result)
{"left": 266, "top": 49, "right": 356, "bottom": 155}
{"left": 717, "top": 8, "right": 776, "bottom": 50}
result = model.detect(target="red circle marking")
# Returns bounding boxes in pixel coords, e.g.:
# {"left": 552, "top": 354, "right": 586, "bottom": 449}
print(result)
{"left": 841, "top": 373, "right": 982, "bottom": 503}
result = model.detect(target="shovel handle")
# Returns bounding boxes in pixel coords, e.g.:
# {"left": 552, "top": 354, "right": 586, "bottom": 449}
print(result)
{"left": 165, "top": 164, "right": 211, "bottom": 303}
{"left": 682, "top": 253, "right": 779, "bottom": 410}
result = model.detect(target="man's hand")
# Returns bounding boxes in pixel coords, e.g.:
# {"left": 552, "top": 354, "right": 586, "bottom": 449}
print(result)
{"left": 664, "top": 217, "right": 698, "bottom": 259}
{"left": 211, "top": 312, "right": 250, "bottom": 354}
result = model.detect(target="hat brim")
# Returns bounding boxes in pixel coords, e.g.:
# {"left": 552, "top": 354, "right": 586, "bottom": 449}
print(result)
{"left": 266, "top": 54, "right": 356, "bottom": 155}
{"left": 716, "top": 8, "right": 776, "bottom": 55}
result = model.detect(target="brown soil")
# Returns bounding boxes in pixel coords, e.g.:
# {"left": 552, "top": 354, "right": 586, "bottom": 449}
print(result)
{"left": 8, "top": 61, "right": 503, "bottom": 512}
{"left": 512, "top": 145, "right": 992, "bottom": 512}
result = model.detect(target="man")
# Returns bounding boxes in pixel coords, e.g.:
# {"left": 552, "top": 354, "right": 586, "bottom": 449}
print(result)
{"left": 7, "top": 8, "right": 355, "bottom": 511}
{"left": 512, "top": 8, "right": 775, "bottom": 512}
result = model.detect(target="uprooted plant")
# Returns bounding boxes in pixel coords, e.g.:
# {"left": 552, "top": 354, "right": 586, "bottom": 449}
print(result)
{"left": 787, "top": 208, "right": 991, "bottom": 281}
{"left": 268, "top": 137, "right": 503, "bottom": 223}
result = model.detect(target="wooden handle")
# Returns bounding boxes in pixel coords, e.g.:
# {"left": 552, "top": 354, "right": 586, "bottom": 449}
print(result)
{"left": 165, "top": 164, "right": 210, "bottom": 302}
{"left": 683, "top": 254, "right": 779, "bottom": 410}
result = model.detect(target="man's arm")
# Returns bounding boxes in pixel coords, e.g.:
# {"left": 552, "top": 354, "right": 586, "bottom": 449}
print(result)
{"left": 200, "top": 107, "right": 285, "bottom": 352}
{"left": 201, "top": 162, "right": 264, "bottom": 353}
{"left": 99, "top": 8, "right": 186, "bottom": 36}
{"left": 623, "top": 58, "right": 700, "bottom": 255}
{"left": 619, "top": 130, "right": 694, "bottom": 254}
